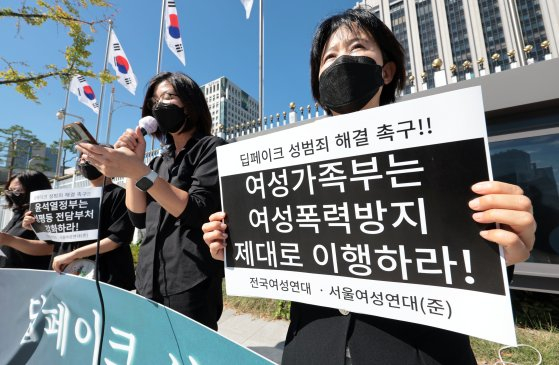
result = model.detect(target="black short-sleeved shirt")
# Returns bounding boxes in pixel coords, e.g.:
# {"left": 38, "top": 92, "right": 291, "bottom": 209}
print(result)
{"left": 0, "top": 208, "right": 51, "bottom": 270}
{"left": 129, "top": 133, "right": 226, "bottom": 298}
{"left": 50, "top": 183, "right": 135, "bottom": 290}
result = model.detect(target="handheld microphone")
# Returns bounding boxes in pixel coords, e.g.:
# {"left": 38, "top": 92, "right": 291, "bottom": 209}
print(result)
{"left": 139, "top": 116, "right": 158, "bottom": 136}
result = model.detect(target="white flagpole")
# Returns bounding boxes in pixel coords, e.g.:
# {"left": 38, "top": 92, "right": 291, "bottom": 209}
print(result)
{"left": 258, "top": 0, "right": 264, "bottom": 127}
{"left": 152, "top": 0, "right": 166, "bottom": 150}
{"left": 105, "top": 86, "right": 116, "bottom": 144}
{"left": 157, "top": 0, "right": 166, "bottom": 73}
{"left": 55, "top": 85, "right": 71, "bottom": 180}
{"left": 95, "top": 19, "right": 113, "bottom": 141}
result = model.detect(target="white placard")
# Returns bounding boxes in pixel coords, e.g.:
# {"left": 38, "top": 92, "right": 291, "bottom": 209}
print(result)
{"left": 217, "top": 87, "right": 516, "bottom": 345}
{"left": 30, "top": 187, "right": 102, "bottom": 243}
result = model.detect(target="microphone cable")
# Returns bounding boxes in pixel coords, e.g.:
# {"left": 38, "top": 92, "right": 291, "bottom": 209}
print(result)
{"left": 94, "top": 177, "right": 108, "bottom": 365}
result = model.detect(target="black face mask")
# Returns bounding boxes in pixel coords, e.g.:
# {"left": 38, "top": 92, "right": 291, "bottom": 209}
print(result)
{"left": 319, "top": 55, "right": 385, "bottom": 114}
{"left": 152, "top": 103, "right": 189, "bottom": 134}
{"left": 77, "top": 162, "right": 103, "bottom": 180}
{"left": 5, "top": 191, "right": 27, "bottom": 208}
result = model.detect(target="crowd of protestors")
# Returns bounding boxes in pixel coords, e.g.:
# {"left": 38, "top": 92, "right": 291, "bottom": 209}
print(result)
{"left": 1, "top": 7, "right": 536, "bottom": 365}
{"left": 0, "top": 154, "right": 135, "bottom": 291}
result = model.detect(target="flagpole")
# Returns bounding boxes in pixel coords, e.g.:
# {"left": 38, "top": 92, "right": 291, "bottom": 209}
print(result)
{"left": 258, "top": 0, "right": 264, "bottom": 127}
{"left": 157, "top": 0, "right": 166, "bottom": 73}
{"left": 105, "top": 86, "right": 116, "bottom": 144}
{"left": 55, "top": 84, "right": 71, "bottom": 180}
{"left": 152, "top": 0, "right": 166, "bottom": 150}
{"left": 95, "top": 19, "right": 113, "bottom": 141}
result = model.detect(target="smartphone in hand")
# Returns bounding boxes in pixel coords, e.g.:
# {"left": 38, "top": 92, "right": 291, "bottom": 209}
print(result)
{"left": 63, "top": 122, "right": 98, "bottom": 144}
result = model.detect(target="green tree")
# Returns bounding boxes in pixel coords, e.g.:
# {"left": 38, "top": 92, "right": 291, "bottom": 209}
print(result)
{"left": 0, "top": 125, "right": 43, "bottom": 181}
{"left": 0, "top": 0, "right": 113, "bottom": 101}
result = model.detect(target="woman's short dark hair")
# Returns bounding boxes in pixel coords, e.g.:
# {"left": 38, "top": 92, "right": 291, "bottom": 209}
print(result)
{"left": 141, "top": 72, "right": 212, "bottom": 141}
{"left": 310, "top": 7, "right": 406, "bottom": 113}
{"left": 4, "top": 171, "right": 52, "bottom": 208}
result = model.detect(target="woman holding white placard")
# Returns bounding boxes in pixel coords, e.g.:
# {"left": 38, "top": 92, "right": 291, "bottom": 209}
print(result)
{"left": 202, "top": 7, "right": 535, "bottom": 365}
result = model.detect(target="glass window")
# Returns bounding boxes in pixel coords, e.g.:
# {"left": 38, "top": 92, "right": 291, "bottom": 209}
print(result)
{"left": 415, "top": 0, "right": 438, "bottom": 88}
{"left": 390, "top": 1, "right": 412, "bottom": 94}
{"left": 517, "top": 0, "right": 547, "bottom": 62}
{"left": 445, "top": 0, "right": 472, "bottom": 81}
{"left": 489, "top": 129, "right": 559, "bottom": 264}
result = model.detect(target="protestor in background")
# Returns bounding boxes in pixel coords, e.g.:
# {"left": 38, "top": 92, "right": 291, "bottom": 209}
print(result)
{"left": 47, "top": 149, "right": 135, "bottom": 290}
{"left": 0, "top": 171, "right": 52, "bottom": 270}
{"left": 75, "top": 72, "right": 226, "bottom": 330}
{"left": 2, "top": 150, "right": 136, "bottom": 291}
{"left": 202, "top": 7, "right": 536, "bottom": 365}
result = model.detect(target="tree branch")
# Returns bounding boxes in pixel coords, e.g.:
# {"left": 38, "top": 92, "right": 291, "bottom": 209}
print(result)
{"left": 0, "top": 10, "right": 105, "bottom": 26}
{"left": 0, "top": 71, "right": 70, "bottom": 85}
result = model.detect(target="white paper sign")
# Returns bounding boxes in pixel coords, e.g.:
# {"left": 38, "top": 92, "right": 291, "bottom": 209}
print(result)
{"left": 217, "top": 87, "right": 516, "bottom": 345}
{"left": 30, "top": 187, "right": 102, "bottom": 243}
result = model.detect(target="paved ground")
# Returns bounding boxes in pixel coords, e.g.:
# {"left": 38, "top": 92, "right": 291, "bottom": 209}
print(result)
{"left": 218, "top": 308, "right": 289, "bottom": 364}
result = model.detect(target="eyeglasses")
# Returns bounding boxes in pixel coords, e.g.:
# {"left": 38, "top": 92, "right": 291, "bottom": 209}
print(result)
{"left": 150, "top": 92, "right": 179, "bottom": 107}
{"left": 6, "top": 188, "right": 24, "bottom": 195}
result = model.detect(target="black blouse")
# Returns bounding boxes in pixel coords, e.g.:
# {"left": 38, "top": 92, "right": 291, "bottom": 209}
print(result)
{"left": 130, "top": 134, "right": 226, "bottom": 298}
{"left": 283, "top": 302, "right": 477, "bottom": 365}
{"left": 0, "top": 208, "right": 51, "bottom": 270}
{"left": 50, "top": 183, "right": 135, "bottom": 290}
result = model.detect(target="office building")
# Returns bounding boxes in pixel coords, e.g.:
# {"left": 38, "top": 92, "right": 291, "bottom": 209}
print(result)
{"left": 201, "top": 77, "right": 259, "bottom": 136}
{"left": 356, "top": 0, "right": 558, "bottom": 90}
{"left": 0, "top": 139, "right": 58, "bottom": 181}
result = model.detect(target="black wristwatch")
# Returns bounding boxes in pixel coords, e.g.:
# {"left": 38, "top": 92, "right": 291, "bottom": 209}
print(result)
{"left": 135, "top": 170, "right": 158, "bottom": 192}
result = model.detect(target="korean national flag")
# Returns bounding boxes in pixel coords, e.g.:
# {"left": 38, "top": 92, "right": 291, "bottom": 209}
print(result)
{"left": 69, "top": 75, "right": 99, "bottom": 114}
{"left": 107, "top": 30, "right": 138, "bottom": 95}
{"left": 165, "top": 0, "right": 186, "bottom": 65}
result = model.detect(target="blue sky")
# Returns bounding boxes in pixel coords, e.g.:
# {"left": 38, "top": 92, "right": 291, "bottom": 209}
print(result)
{"left": 1, "top": 0, "right": 355, "bottom": 147}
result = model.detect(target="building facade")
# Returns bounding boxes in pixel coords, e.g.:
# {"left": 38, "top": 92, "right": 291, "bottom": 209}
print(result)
{"left": 231, "top": 57, "right": 559, "bottom": 293}
{"left": 201, "top": 77, "right": 259, "bottom": 136}
{"left": 0, "top": 139, "right": 58, "bottom": 183}
{"left": 357, "top": 0, "right": 558, "bottom": 90}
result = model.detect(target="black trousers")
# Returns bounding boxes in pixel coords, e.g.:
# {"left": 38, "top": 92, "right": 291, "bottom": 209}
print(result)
{"left": 153, "top": 277, "right": 223, "bottom": 331}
